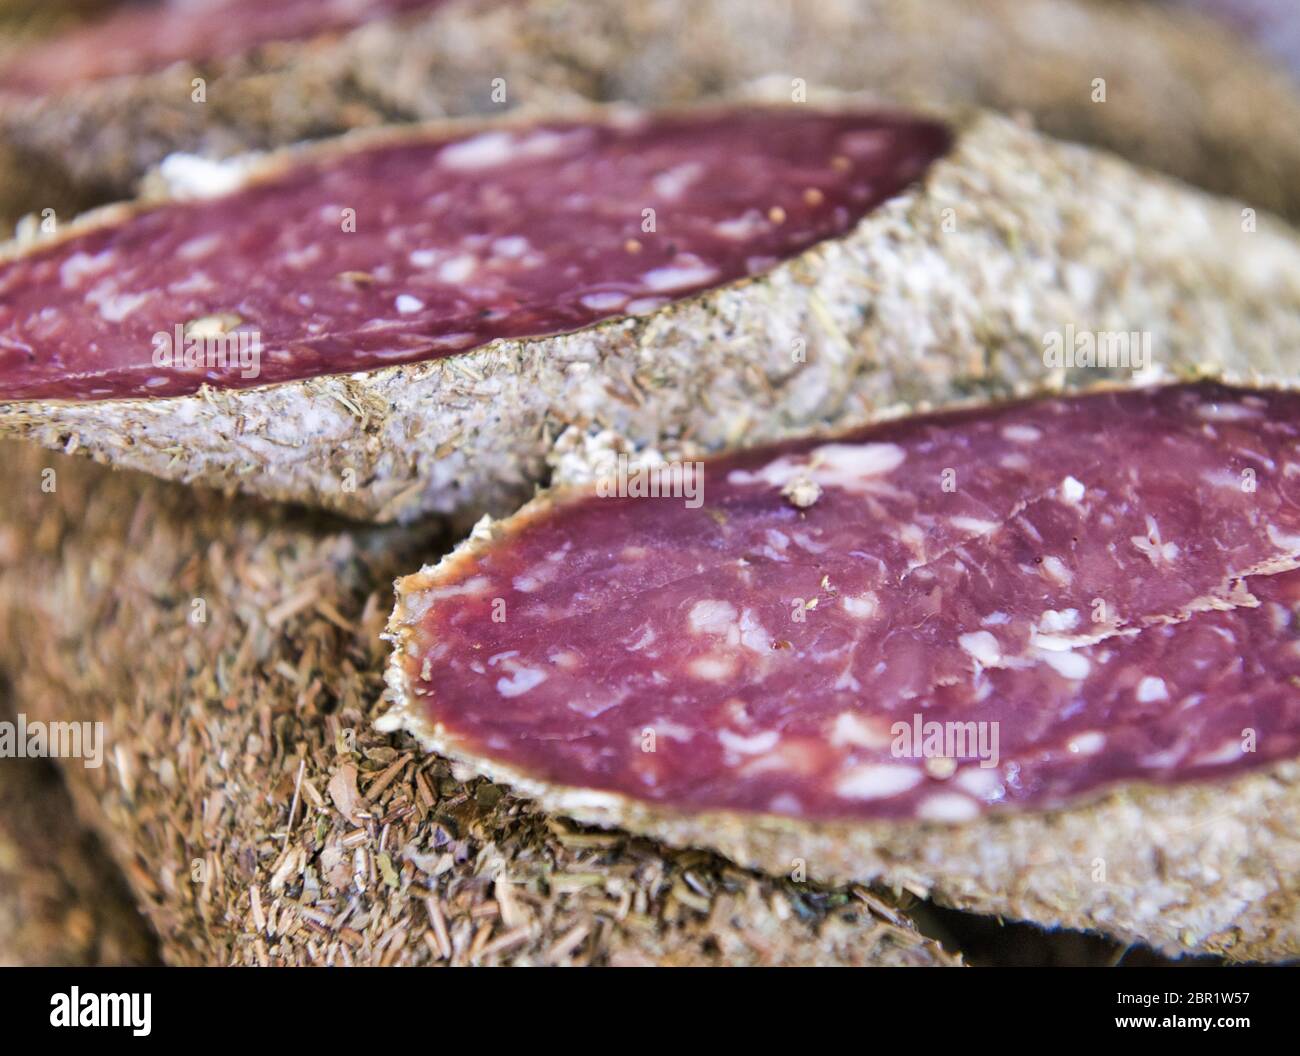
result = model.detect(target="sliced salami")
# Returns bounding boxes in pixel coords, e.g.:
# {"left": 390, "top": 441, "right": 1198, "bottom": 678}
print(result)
{"left": 382, "top": 381, "right": 1300, "bottom": 960}
{"left": 0, "top": 441, "right": 957, "bottom": 968}
{"left": 3, "top": 104, "right": 1299, "bottom": 523}
{"left": 0, "top": 108, "right": 950, "bottom": 401}
{"left": 3, "top": 0, "right": 1300, "bottom": 226}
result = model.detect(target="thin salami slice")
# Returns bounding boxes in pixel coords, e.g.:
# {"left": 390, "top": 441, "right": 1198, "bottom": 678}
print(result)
{"left": 0, "top": 441, "right": 957, "bottom": 968}
{"left": 382, "top": 381, "right": 1300, "bottom": 959}
{"left": 0, "top": 0, "right": 448, "bottom": 95}
{"left": 0, "top": 108, "right": 949, "bottom": 401}
{"left": 3, "top": 105, "right": 1299, "bottom": 523}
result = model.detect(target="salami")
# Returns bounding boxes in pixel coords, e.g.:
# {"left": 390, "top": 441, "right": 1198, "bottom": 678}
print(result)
{"left": 382, "top": 381, "right": 1300, "bottom": 960}
{"left": 0, "top": 697, "right": 157, "bottom": 967}
{"left": 1162, "top": 0, "right": 1300, "bottom": 80}
{"left": 3, "top": 104, "right": 1299, "bottom": 523}
{"left": 0, "top": 442, "right": 957, "bottom": 968}
{"left": 3, "top": 0, "right": 1300, "bottom": 225}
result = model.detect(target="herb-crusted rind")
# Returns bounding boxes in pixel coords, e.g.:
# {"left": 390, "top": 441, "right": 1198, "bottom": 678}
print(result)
{"left": 0, "top": 443, "right": 959, "bottom": 968}
{"left": 0, "top": 698, "right": 158, "bottom": 967}
{"left": 381, "top": 382, "right": 1300, "bottom": 964}
{"left": 4, "top": 106, "right": 1300, "bottom": 524}
{"left": 4, "top": 0, "right": 1300, "bottom": 221}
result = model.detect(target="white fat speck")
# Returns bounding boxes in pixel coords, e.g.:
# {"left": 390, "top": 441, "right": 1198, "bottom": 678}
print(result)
{"left": 1195, "top": 738, "right": 1245, "bottom": 765}
{"left": 496, "top": 667, "right": 547, "bottom": 698}
{"left": 409, "top": 249, "right": 439, "bottom": 268}
{"left": 829, "top": 712, "right": 892, "bottom": 750}
{"left": 1131, "top": 515, "right": 1180, "bottom": 565}
{"left": 651, "top": 720, "right": 695, "bottom": 743}
{"left": 625, "top": 625, "right": 656, "bottom": 652}
{"left": 1001, "top": 424, "right": 1042, "bottom": 443}
{"left": 764, "top": 529, "right": 790, "bottom": 551}
{"left": 579, "top": 291, "right": 628, "bottom": 312}
{"left": 492, "top": 236, "right": 530, "bottom": 258}
{"left": 835, "top": 763, "right": 923, "bottom": 800}
{"left": 813, "top": 442, "right": 906, "bottom": 479}
{"left": 424, "top": 574, "right": 493, "bottom": 601}
{"left": 959, "top": 630, "right": 1001, "bottom": 666}
{"left": 1067, "top": 730, "right": 1105, "bottom": 755}
{"left": 651, "top": 161, "right": 705, "bottom": 200}
{"left": 951, "top": 516, "right": 998, "bottom": 536}
{"left": 642, "top": 262, "right": 720, "bottom": 292}
{"left": 85, "top": 281, "right": 149, "bottom": 323}
{"left": 177, "top": 233, "right": 224, "bottom": 262}
{"left": 718, "top": 729, "right": 780, "bottom": 755}
{"left": 512, "top": 573, "right": 541, "bottom": 593}
{"left": 768, "top": 793, "right": 803, "bottom": 815}
{"left": 737, "top": 608, "right": 771, "bottom": 653}
{"left": 1197, "top": 402, "right": 1260, "bottom": 422}
{"left": 1039, "top": 649, "right": 1091, "bottom": 680}
{"left": 687, "top": 654, "right": 736, "bottom": 681}
{"left": 1039, "top": 609, "right": 1080, "bottom": 632}
{"left": 436, "top": 254, "right": 477, "bottom": 284}
{"left": 1136, "top": 676, "right": 1169, "bottom": 703}
{"left": 1201, "top": 468, "right": 1242, "bottom": 490}
{"left": 954, "top": 768, "right": 1004, "bottom": 800}
{"left": 916, "top": 793, "right": 979, "bottom": 822}
{"left": 486, "top": 650, "right": 519, "bottom": 667}
{"left": 842, "top": 592, "right": 879, "bottom": 619}
{"left": 1040, "top": 555, "right": 1073, "bottom": 586}
{"left": 548, "top": 649, "right": 581, "bottom": 671}
{"left": 157, "top": 152, "right": 257, "bottom": 198}
{"left": 714, "top": 210, "right": 768, "bottom": 240}
{"left": 688, "top": 599, "right": 739, "bottom": 635}
{"left": 981, "top": 611, "right": 1010, "bottom": 626}
{"left": 1061, "top": 476, "right": 1086, "bottom": 504}
{"left": 438, "top": 131, "right": 520, "bottom": 170}
{"left": 59, "top": 249, "right": 116, "bottom": 288}
{"left": 395, "top": 294, "right": 425, "bottom": 314}
{"left": 625, "top": 296, "right": 667, "bottom": 315}
{"left": 1267, "top": 524, "right": 1300, "bottom": 551}
{"left": 790, "top": 530, "right": 828, "bottom": 555}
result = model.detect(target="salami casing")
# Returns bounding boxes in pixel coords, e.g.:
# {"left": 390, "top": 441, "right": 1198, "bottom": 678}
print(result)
{"left": 3, "top": 103, "right": 1299, "bottom": 523}
{"left": 3, "top": 0, "right": 1300, "bottom": 223}
{"left": 382, "top": 381, "right": 1300, "bottom": 961}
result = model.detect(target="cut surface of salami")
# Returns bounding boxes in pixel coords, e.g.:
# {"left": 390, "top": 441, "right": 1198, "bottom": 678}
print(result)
{"left": 0, "top": 108, "right": 949, "bottom": 401}
{"left": 0, "top": 0, "right": 450, "bottom": 95}
{"left": 386, "top": 382, "right": 1300, "bottom": 823}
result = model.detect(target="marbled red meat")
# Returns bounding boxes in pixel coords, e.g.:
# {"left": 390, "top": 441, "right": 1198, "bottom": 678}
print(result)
{"left": 0, "top": 108, "right": 949, "bottom": 401}
{"left": 0, "top": 0, "right": 450, "bottom": 95}
{"left": 391, "top": 383, "right": 1300, "bottom": 821}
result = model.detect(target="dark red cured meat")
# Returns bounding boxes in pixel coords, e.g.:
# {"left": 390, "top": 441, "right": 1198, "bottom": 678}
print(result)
{"left": 0, "top": 108, "right": 949, "bottom": 401}
{"left": 0, "top": 0, "right": 451, "bottom": 96}
{"left": 392, "top": 382, "right": 1300, "bottom": 822}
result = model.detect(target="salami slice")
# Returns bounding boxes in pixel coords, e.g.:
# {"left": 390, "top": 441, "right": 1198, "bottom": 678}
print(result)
{"left": 381, "top": 381, "right": 1300, "bottom": 960}
{"left": 0, "top": 442, "right": 958, "bottom": 968}
{"left": 3, "top": 104, "right": 1299, "bottom": 523}
{"left": 2, "top": 0, "right": 1300, "bottom": 225}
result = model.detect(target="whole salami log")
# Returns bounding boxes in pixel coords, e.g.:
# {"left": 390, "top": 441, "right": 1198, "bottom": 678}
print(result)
{"left": 382, "top": 381, "right": 1300, "bottom": 961}
{"left": 0, "top": 443, "right": 958, "bottom": 967}
{"left": 3, "top": 103, "right": 1299, "bottom": 524}
{"left": 3, "top": 0, "right": 1300, "bottom": 223}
